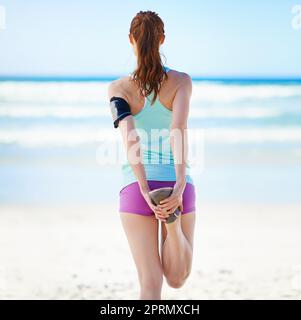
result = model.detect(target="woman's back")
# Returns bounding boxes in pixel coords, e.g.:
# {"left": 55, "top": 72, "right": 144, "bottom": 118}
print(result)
{"left": 116, "top": 66, "right": 193, "bottom": 187}
{"left": 114, "top": 66, "right": 190, "bottom": 114}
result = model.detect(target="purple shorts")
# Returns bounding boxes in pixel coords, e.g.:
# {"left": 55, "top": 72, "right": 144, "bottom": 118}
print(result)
{"left": 119, "top": 180, "right": 196, "bottom": 216}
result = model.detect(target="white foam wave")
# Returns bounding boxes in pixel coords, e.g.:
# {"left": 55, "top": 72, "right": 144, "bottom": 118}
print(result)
{"left": 1, "top": 81, "right": 301, "bottom": 105}
{"left": 191, "top": 83, "right": 301, "bottom": 102}
{"left": 0, "top": 126, "right": 110, "bottom": 147}
{"left": 0, "top": 105, "right": 289, "bottom": 119}
{"left": 190, "top": 107, "right": 283, "bottom": 119}
{"left": 1, "top": 126, "right": 301, "bottom": 147}
{"left": 205, "top": 128, "right": 301, "bottom": 143}
{"left": 0, "top": 105, "right": 105, "bottom": 118}
{"left": 0, "top": 82, "right": 110, "bottom": 104}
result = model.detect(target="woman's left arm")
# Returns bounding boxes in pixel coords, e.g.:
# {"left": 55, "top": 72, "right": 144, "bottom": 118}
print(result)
{"left": 158, "top": 73, "right": 192, "bottom": 213}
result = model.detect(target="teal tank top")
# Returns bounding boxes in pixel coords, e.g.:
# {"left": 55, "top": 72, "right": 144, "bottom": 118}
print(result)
{"left": 121, "top": 66, "right": 194, "bottom": 187}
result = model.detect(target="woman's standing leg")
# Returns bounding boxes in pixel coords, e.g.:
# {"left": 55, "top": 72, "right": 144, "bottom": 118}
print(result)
{"left": 119, "top": 213, "right": 164, "bottom": 300}
{"left": 160, "top": 212, "right": 196, "bottom": 288}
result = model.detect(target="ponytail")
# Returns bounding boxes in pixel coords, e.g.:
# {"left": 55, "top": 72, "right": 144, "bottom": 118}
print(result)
{"left": 129, "top": 11, "right": 168, "bottom": 105}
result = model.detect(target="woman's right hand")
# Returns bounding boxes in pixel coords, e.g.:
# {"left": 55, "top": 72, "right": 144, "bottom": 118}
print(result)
{"left": 140, "top": 188, "right": 169, "bottom": 222}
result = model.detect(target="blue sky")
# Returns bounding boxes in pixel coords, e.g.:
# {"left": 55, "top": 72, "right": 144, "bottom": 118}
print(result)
{"left": 0, "top": 0, "right": 300, "bottom": 77}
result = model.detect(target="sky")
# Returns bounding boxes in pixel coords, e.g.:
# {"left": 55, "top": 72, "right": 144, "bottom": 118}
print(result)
{"left": 0, "top": 0, "right": 300, "bottom": 77}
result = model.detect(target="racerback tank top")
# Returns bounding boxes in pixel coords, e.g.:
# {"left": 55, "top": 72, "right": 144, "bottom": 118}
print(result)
{"left": 121, "top": 66, "right": 194, "bottom": 187}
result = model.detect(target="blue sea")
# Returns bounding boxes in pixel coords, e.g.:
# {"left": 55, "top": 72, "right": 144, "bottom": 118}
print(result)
{"left": 1, "top": 77, "right": 301, "bottom": 205}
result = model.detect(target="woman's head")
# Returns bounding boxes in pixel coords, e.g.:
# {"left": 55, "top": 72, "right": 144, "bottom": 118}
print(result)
{"left": 129, "top": 10, "right": 168, "bottom": 105}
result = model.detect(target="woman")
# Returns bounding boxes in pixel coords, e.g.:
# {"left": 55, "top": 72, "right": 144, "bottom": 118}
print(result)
{"left": 108, "top": 10, "right": 196, "bottom": 300}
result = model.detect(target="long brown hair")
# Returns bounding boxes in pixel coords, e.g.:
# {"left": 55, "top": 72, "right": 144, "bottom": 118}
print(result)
{"left": 129, "top": 10, "right": 168, "bottom": 105}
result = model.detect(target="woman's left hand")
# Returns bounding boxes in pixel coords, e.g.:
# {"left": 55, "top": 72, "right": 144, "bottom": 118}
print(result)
{"left": 157, "top": 181, "right": 186, "bottom": 214}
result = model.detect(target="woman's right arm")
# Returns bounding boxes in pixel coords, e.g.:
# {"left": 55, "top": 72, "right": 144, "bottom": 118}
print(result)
{"left": 107, "top": 81, "right": 168, "bottom": 221}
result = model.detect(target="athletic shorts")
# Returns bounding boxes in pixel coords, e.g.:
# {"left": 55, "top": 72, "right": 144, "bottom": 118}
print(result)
{"left": 119, "top": 180, "right": 196, "bottom": 216}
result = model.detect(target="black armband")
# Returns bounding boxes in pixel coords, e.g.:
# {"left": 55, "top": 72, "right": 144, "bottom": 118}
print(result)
{"left": 109, "top": 96, "right": 132, "bottom": 128}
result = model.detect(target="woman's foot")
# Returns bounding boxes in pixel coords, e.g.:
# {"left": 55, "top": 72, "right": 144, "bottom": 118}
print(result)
{"left": 149, "top": 187, "right": 181, "bottom": 224}
{"left": 165, "top": 208, "right": 181, "bottom": 224}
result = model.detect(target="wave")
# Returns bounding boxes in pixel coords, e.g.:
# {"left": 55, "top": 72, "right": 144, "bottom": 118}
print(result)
{"left": 192, "top": 83, "right": 301, "bottom": 102}
{"left": 1, "top": 126, "right": 301, "bottom": 147}
{"left": 0, "top": 105, "right": 295, "bottom": 119}
{"left": 1, "top": 81, "right": 301, "bottom": 105}
{"left": 190, "top": 107, "right": 286, "bottom": 119}
{"left": 0, "top": 105, "right": 105, "bottom": 118}
{"left": 0, "top": 82, "right": 109, "bottom": 104}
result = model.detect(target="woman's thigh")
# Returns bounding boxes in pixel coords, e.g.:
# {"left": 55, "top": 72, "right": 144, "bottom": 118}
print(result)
{"left": 119, "top": 213, "right": 163, "bottom": 282}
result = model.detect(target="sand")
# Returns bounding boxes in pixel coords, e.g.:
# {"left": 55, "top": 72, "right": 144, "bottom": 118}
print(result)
{"left": 0, "top": 202, "right": 301, "bottom": 300}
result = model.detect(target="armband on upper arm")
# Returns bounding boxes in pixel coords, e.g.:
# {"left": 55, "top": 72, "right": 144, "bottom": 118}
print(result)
{"left": 109, "top": 96, "right": 132, "bottom": 128}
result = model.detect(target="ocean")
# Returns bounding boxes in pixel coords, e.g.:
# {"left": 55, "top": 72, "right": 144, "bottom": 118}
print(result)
{"left": 1, "top": 78, "right": 301, "bottom": 205}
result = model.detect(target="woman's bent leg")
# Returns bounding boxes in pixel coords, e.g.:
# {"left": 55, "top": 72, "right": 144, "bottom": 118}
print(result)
{"left": 160, "top": 211, "right": 196, "bottom": 288}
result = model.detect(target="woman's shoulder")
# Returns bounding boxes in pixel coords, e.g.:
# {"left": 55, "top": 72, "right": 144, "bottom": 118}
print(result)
{"left": 107, "top": 76, "right": 132, "bottom": 101}
{"left": 162, "top": 68, "right": 191, "bottom": 91}
{"left": 164, "top": 69, "right": 192, "bottom": 95}
{"left": 167, "top": 68, "right": 192, "bottom": 84}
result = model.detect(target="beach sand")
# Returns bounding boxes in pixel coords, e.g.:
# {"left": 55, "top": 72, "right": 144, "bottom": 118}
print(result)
{"left": 0, "top": 202, "right": 301, "bottom": 300}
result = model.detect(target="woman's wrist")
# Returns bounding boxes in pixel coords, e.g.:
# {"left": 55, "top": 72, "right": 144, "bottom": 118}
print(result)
{"left": 138, "top": 181, "right": 150, "bottom": 194}
{"left": 174, "top": 178, "right": 186, "bottom": 194}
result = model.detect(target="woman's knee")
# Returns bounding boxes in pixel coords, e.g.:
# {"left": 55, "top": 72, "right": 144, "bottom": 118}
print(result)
{"left": 166, "top": 270, "right": 191, "bottom": 289}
